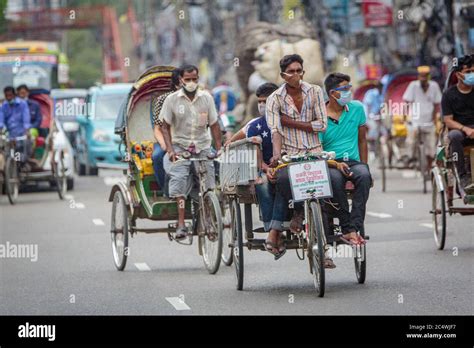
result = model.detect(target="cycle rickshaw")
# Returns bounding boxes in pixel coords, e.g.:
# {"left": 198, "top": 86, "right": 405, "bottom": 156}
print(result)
{"left": 220, "top": 140, "right": 368, "bottom": 297}
{"left": 109, "top": 65, "right": 223, "bottom": 274}
{"left": 369, "top": 70, "right": 432, "bottom": 193}
{"left": 1, "top": 90, "right": 70, "bottom": 204}
{"left": 430, "top": 68, "right": 474, "bottom": 250}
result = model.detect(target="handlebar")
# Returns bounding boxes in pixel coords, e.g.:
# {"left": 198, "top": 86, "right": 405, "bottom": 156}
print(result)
{"left": 281, "top": 151, "right": 336, "bottom": 163}
{"left": 174, "top": 151, "right": 218, "bottom": 163}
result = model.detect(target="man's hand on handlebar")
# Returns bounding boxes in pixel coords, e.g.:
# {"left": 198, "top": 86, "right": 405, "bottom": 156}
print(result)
{"left": 168, "top": 150, "right": 177, "bottom": 162}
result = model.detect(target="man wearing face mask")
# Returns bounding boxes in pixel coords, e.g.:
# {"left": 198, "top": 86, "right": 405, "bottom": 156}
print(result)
{"left": 442, "top": 54, "right": 474, "bottom": 191}
{"left": 160, "top": 65, "right": 222, "bottom": 239}
{"left": 224, "top": 83, "right": 279, "bottom": 233}
{"left": 0, "top": 86, "right": 32, "bottom": 164}
{"left": 265, "top": 54, "right": 328, "bottom": 258}
{"left": 402, "top": 66, "right": 442, "bottom": 172}
{"left": 16, "top": 84, "right": 42, "bottom": 135}
{"left": 319, "top": 73, "right": 372, "bottom": 246}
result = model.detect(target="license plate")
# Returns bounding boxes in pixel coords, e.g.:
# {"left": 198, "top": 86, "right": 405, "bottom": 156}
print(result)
{"left": 288, "top": 160, "right": 333, "bottom": 202}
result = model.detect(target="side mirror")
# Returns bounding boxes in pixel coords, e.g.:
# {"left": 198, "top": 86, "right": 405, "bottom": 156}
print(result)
{"left": 76, "top": 115, "right": 88, "bottom": 125}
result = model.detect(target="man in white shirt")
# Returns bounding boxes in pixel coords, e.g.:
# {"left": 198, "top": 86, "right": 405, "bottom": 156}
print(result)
{"left": 403, "top": 66, "right": 442, "bottom": 172}
{"left": 160, "top": 65, "right": 222, "bottom": 239}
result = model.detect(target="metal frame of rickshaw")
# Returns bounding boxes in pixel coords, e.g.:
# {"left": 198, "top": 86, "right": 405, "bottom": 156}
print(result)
{"left": 220, "top": 141, "right": 368, "bottom": 297}
{"left": 107, "top": 65, "right": 224, "bottom": 274}
{"left": 430, "top": 67, "right": 474, "bottom": 250}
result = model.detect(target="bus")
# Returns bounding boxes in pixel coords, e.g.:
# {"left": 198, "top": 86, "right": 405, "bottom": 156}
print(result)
{"left": 0, "top": 40, "right": 69, "bottom": 93}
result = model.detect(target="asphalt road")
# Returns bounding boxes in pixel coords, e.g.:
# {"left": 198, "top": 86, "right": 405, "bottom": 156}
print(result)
{"left": 1, "top": 164, "right": 472, "bottom": 315}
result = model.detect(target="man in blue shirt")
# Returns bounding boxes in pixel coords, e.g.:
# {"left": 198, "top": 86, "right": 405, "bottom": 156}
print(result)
{"left": 17, "top": 84, "right": 42, "bottom": 132}
{"left": 0, "top": 86, "right": 32, "bottom": 163}
{"left": 320, "top": 73, "right": 372, "bottom": 246}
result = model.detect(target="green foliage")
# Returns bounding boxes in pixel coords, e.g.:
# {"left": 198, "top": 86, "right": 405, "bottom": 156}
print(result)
{"left": 66, "top": 30, "right": 103, "bottom": 87}
{"left": 0, "top": 0, "right": 7, "bottom": 33}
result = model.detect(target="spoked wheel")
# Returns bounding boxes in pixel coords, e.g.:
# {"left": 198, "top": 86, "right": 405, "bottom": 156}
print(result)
{"left": 52, "top": 150, "right": 67, "bottom": 200}
{"left": 5, "top": 155, "right": 19, "bottom": 205}
{"left": 111, "top": 190, "right": 130, "bottom": 271}
{"left": 354, "top": 226, "right": 366, "bottom": 284}
{"left": 431, "top": 177, "right": 446, "bottom": 250}
{"left": 307, "top": 201, "right": 325, "bottom": 297}
{"left": 377, "top": 140, "right": 387, "bottom": 193}
{"left": 221, "top": 196, "right": 233, "bottom": 266}
{"left": 231, "top": 198, "right": 244, "bottom": 290}
{"left": 200, "top": 191, "right": 223, "bottom": 274}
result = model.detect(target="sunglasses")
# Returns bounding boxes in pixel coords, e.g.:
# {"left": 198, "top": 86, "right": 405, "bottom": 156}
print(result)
{"left": 332, "top": 84, "right": 353, "bottom": 91}
{"left": 282, "top": 70, "right": 304, "bottom": 77}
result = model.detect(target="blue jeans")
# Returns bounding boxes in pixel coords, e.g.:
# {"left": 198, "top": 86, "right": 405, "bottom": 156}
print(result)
{"left": 255, "top": 177, "right": 275, "bottom": 232}
{"left": 267, "top": 167, "right": 303, "bottom": 232}
{"left": 329, "top": 161, "right": 372, "bottom": 234}
{"left": 152, "top": 143, "right": 166, "bottom": 190}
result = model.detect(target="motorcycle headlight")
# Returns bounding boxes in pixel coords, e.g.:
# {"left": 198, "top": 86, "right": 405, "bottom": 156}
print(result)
{"left": 92, "top": 129, "right": 111, "bottom": 143}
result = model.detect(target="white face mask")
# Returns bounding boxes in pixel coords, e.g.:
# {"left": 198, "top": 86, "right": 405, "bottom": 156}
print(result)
{"left": 183, "top": 81, "right": 198, "bottom": 93}
{"left": 258, "top": 103, "right": 266, "bottom": 116}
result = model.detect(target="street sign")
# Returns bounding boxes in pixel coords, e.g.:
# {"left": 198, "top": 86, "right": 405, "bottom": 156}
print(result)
{"left": 362, "top": 0, "right": 393, "bottom": 27}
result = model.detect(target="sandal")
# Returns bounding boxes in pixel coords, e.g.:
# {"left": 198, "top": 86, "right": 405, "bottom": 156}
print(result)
{"left": 356, "top": 234, "right": 367, "bottom": 245}
{"left": 263, "top": 240, "right": 279, "bottom": 256}
{"left": 324, "top": 257, "right": 336, "bottom": 269}
{"left": 289, "top": 211, "right": 304, "bottom": 234}
{"left": 274, "top": 238, "right": 287, "bottom": 260}
{"left": 340, "top": 232, "right": 361, "bottom": 246}
{"left": 175, "top": 226, "right": 188, "bottom": 240}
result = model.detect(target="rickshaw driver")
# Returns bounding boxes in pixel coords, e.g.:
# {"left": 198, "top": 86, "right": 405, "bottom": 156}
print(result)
{"left": 160, "top": 65, "right": 222, "bottom": 239}
{"left": 441, "top": 54, "right": 474, "bottom": 192}
{"left": 0, "top": 86, "right": 32, "bottom": 166}
{"left": 265, "top": 54, "right": 328, "bottom": 257}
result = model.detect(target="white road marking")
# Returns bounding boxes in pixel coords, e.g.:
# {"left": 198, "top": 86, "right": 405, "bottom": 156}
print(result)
{"left": 166, "top": 297, "right": 191, "bottom": 311}
{"left": 92, "top": 218, "right": 105, "bottom": 226}
{"left": 366, "top": 211, "right": 392, "bottom": 219}
{"left": 402, "top": 170, "right": 416, "bottom": 179}
{"left": 75, "top": 202, "right": 85, "bottom": 209}
{"left": 64, "top": 194, "right": 74, "bottom": 200}
{"left": 420, "top": 223, "right": 434, "bottom": 229}
{"left": 104, "top": 177, "right": 126, "bottom": 186}
{"left": 134, "top": 263, "right": 151, "bottom": 271}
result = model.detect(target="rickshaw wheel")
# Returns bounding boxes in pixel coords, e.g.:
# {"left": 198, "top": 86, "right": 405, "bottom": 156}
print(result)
{"left": 200, "top": 191, "right": 223, "bottom": 274}
{"left": 354, "top": 226, "right": 366, "bottom": 284}
{"left": 377, "top": 140, "right": 387, "bottom": 193}
{"left": 231, "top": 198, "right": 244, "bottom": 290}
{"left": 111, "top": 190, "right": 130, "bottom": 271}
{"left": 53, "top": 150, "right": 67, "bottom": 200}
{"left": 221, "top": 196, "right": 233, "bottom": 266}
{"left": 431, "top": 177, "right": 446, "bottom": 250}
{"left": 308, "top": 201, "right": 325, "bottom": 297}
{"left": 5, "top": 155, "right": 19, "bottom": 205}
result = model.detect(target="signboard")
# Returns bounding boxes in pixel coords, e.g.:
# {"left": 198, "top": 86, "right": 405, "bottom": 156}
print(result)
{"left": 365, "top": 64, "right": 383, "bottom": 80}
{"left": 288, "top": 160, "right": 333, "bottom": 202}
{"left": 0, "top": 55, "right": 57, "bottom": 64}
{"left": 362, "top": 0, "right": 393, "bottom": 27}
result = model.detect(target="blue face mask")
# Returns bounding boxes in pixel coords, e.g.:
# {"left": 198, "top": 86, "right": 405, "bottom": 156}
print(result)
{"left": 463, "top": 72, "right": 474, "bottom": 86}
{"left": 336, "top": 90, "right": 352, "bottom": 106}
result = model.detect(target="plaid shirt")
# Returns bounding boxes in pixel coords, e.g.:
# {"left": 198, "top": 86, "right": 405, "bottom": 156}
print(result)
{"left": 265, "top": 81, "right": 327, "bottom": 155}
{"left": 152, "top": 91, "right": 173, "bottom": 126}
